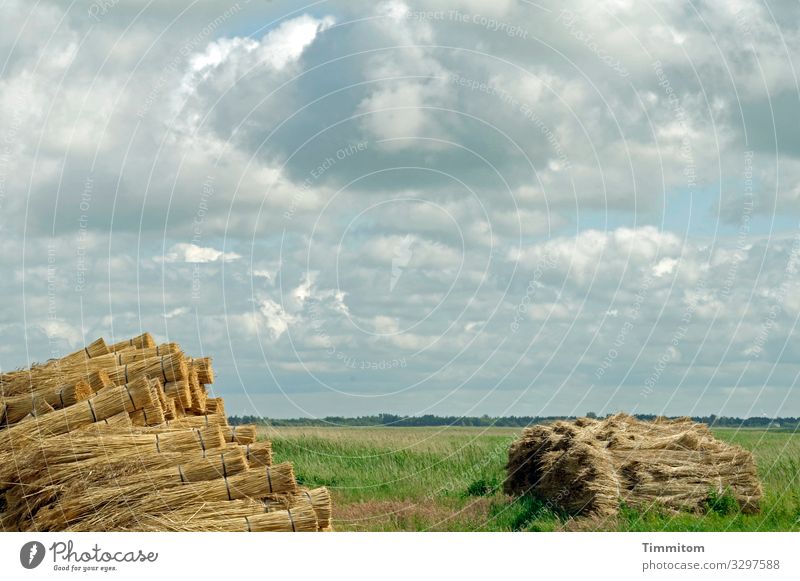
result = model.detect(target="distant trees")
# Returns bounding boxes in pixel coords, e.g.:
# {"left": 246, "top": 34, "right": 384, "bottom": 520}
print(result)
{"left": 227, "top": 413, "right": 799, "bottom": 430}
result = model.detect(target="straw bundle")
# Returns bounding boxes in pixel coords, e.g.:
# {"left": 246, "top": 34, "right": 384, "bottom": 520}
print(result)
{"left": 1, "top": 380, "right": 92, "bottom": 425}
{"left": 294, "top": 487, "right": 332, "bottom": 530}
{"left": 108, "top": 333, "right": 156, "bottom": 352}
{"left": 158, "top": 413, "right": 228, "bottom": 430}
{"left": 205, "top": 397, "right": 225, "bottom": 416}
{"left": 0, "top": 367, "right": 111, "bottom": 399}
{"left": 222, "top": 425, "right": 257, "bottom": 445}
{"left": 29, "top": 452, "right": 248, "bottom": 531}
{"left": 72, "top": 503, "right": 318, "bottom": 532}
{"left": 504, "top": 414, "right": 762, "bottom": 517}
{"left": 188, "top": 379, "right": 207, "bottom": 414}
{"left": 9, "top": 430, "right": 232, "bottom": 489}
{"left": 43, "top": 461, "right": 297, "bottom": 532}
{"left": 84, "top": 370, "right": 113, "bottom": 393}
{"left": 239, "top": 441, "right": 273, "bottom": 467}
{"left": 17, "top": 397, "right": 55, "bottom": 423}
{"left": 0, "top": 338, "right": 105, "bottom": 388}
{"left": 154, "top": 462, "right": 297, "bottom": 504}
{"left": 164, "top": 380, "right": 191, "bottom": 407}
{"left": 163, "top": 399, "right": 178, "bottom": 421}
{"left": 4, "top": 447, "right": 250, "bottom": 529}
{"left": 103, "top": 353, "right": 188, "bottom": 387}
{"left": 78, "top": 411, "right": 132, "bottom": 430}
{"left": 189, "top": 357, "right": 214, "bottom": 384}
{"left": 2, "top": 427, "right": 227, "bottom": 488}
{"left": 0, "top": 377, "right": 154, "bottom": 442}
{"left": 0, "top": 333, "right": 333, "bottom": 532}
{"left": 130, "top": 403, "right": 166, "bottom": 427}
{"left": 49, "top": 337, "right": 109, "bottom": 367}
{"left": 112, "top": 488, "right": 323, "bottom": 524}
{"left": 84, "top": 343, "right": 181, "bottom": 368}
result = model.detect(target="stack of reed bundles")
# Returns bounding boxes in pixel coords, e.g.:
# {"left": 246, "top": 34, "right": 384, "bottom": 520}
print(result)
{"left": 0, "top": 333, "right": 332, "bottom": 532}
{"left": 504, "top": 413, "right": 762, "bottom": 518}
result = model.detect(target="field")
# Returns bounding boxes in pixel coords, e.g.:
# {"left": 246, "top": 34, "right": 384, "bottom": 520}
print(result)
{"left": 262, "top": 426, "right": 800, "bottom": 532}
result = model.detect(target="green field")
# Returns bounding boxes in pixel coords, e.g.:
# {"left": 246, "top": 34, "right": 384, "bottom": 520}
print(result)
{"left": 262, "top": 426, "right": 800, "bottom": 531}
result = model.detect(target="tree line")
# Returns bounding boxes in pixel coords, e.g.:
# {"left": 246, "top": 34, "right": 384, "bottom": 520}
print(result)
{"left": 227, "top": 412, "right": 799, "bottom": 429}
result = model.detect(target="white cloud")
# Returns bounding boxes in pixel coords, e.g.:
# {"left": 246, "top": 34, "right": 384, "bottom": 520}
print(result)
{"left": 160, "top": 243, "right": 242, "bottom": 263}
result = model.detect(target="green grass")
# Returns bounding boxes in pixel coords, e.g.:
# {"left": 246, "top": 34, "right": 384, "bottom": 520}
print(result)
{"left": 262, "top": 425, "right": 800, "bottom": 532}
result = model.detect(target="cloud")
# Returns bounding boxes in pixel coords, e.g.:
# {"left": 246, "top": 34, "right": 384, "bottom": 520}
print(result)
{"left": 160, "top": 243, "right": 242, "bottom": 263}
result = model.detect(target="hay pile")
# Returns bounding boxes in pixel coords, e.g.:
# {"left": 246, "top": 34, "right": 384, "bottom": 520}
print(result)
{"left": 504, "top": 413, "right": 762, "bottom": 517}
{"left": 0, "top": 333, "right": 332, "bottom": 532}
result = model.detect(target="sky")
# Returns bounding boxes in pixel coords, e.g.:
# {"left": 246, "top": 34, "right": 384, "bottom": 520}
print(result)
{"left": 0, "top": 0, "right": 798, "bottom": 418}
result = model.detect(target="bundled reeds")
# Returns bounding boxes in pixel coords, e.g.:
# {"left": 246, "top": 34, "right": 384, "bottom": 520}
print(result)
{"left": 1, "top": 380, "right": 92, "bottom": 425}
{"left": 504, "top": 413, "right": 762, "bottom": 517}
{"left": 189, "top": 357, "right": 214, "bottom": 384}
{"left": 73, "top": 503, "right": 319, "bottom": 532}
{"left": 0, "top": 333, "right": 331, "bottom": 532}
{"left": 205, "top": 397, "right": 225, "bottom": 416}
{"left": 164, "top": 380, "right": 191, "bottom": 407}
{"left": 48, "top": 337, "right": 109, "bottom": 367}
{"left": 108, "top": 333, "right": 156, "bottom": 352}
{"left": 17, "top": 397, "right": 55, "bottom": 423}
{"left": 222, "top": 424, "right": 257, "bottom": 445}
{"left": 0, "top": 377, "right": 154, "bottom": 443}
{"left": 240, "top": 441, "right": 273, "bottom": 467}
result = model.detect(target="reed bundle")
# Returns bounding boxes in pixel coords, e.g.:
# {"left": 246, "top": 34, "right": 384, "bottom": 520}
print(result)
{"left": 155, "top": 461, "right": 297, "bottom": 504}
{"left": 49, "top": 337, "right": 109, "bottom": 367}
{"left": 129, "top": 403, "right": 166, "bottom": 427}
{"left": 9, "top": 431, "right": 235, "bottom": 489}
{"left": 77, "top": 411, "right": 132, "bottom": 431}
{"left": 205, "top": 398, "right": 225, "bottom": 416}
{"left": 164, "top": 380, "right": 191, "bottom": 407}
{"left": 71, "top": 503, "right": 318, "bottom": 532}
{"left": 0, "top": 338, "right": 106, "bottom": 390}
{"left": 0, "top": 333, "right": 332, "bottom": 532}
{"left": 103, "top": 353, "right": 188, "bottom": 387}
{"left": 222, "top": 425, "right": 257, "bottom": 445}
{"left": 183, "top": 503, "right": 318, "bottom": 532}
{"left": 1, "top": 380, "right": 92, "bottom": 425}
{"left": 84, "top": 343, "right": 181, "bottom": 368}
{"left": 4, "top": 447, "right": 250, "bottom": 529}
{"left": 0, "top": 377, "right": 154, "bottom": 442}
{"left": 154, "top": 381, "right": 169, "bottom": 410}
{"left": 108, "top": 333, "right": 156, "bottom": 352}
{"left": 1, "top": 367, "right": 111, "bottom": 399}
{"left": 188, "top": 377, "right": 207, "bottom": 414}
{"left": 136, "top": 487, "right": 325, "bottom": 524}
{"left": 162, "top": 413, "right": 227, "bottom": 430}
{"left": 239, "top": 441, "right": 273, "bottom": 467}
{"left": 294, "top": 487, "right": 332, "bottom": 529}
{"left": 504, "top": 413, "right": 762, "bottom": 517}
{"left": 0, "top": 429, "right": 228, "bottom": 521}
{"left": 84, "top": 370, "right": 113, "bottom": 393}
{"left": 163, "top": 399, "right": 177, "bottom": 421}
{"left": 17, "top": 397, "right": 55, "bottom": 423}
{"left": 189, "top": 357, "right": 214, "bottom": 384}
{"left": 40, "top": 461, "right": 297, "bottom": 532}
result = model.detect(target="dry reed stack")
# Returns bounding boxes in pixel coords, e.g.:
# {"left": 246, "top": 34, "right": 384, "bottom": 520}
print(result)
{"left": 504, "top": 413, "right": 762, "bottom": 518}
{"left": 0, "top": 333, "right": 332, "bottom": 532}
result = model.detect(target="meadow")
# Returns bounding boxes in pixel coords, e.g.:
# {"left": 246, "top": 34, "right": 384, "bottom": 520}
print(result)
{"left": 262, "top": 425, "right": 800, "bottom": 532}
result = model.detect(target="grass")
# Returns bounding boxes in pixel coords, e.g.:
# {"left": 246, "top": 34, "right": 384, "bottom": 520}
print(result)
{"left": 261, "top": 425, "right": 800, "bottom": 532}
